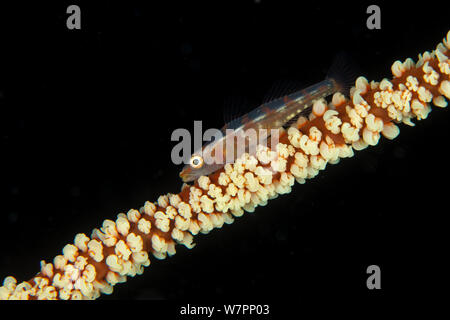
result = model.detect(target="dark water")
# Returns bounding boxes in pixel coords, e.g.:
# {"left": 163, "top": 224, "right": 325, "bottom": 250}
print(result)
{"left": 0, "top": 0, "right": 448, "bottom": 309}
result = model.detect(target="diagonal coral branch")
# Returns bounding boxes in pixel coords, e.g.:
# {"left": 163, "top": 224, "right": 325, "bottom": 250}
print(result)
{"left": 1, "top": 30, "right": 449, "bottom": 300}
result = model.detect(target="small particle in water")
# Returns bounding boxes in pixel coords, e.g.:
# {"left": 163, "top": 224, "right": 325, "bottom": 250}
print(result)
{"left": 8, "top": 212, "right": 19, "bottom": 224}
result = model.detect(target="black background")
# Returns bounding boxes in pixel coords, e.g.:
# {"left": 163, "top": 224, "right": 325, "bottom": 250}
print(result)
{"left": 0, "top": 0, "right": 448, "bottom": 308}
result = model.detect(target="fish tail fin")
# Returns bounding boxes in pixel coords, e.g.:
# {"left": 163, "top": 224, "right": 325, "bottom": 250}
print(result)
{"left": 326, "top": 51, "right": 361, "bottom": 96}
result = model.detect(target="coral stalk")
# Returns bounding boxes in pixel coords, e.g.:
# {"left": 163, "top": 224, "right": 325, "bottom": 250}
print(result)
{"left": 1, "top": 31, "right": 449, "bottom": 300}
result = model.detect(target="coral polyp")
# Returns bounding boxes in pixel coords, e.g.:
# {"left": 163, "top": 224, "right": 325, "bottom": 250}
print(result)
{"left": 1, "top": 30, "right": 449, "bottom": 300}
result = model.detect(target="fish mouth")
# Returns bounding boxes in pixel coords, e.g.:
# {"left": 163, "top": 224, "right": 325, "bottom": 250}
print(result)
{"left": 179, "top": 170, "right": 195, "bottom": 183}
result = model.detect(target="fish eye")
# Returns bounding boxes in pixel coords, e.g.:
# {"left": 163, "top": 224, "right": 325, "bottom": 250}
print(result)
{"left": 190, "top": 155, "right": 204, "bottom": 169}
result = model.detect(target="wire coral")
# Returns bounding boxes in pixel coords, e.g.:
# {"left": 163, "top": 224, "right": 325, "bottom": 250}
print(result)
{"left": 1, "top": 30, "right": 449, "bottom": 300}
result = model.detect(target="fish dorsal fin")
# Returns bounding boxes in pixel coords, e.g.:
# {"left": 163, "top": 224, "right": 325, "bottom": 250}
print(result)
{"left": 262, "top": 79, "right": 306, "bottom": 104}
{"left": 222, "top": 93, "right": 256, "bottom": 128}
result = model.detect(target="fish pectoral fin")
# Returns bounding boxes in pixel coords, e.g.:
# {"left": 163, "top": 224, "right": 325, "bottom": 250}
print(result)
{"left": 282, "top": 107, "right": 311, "bottom": 129}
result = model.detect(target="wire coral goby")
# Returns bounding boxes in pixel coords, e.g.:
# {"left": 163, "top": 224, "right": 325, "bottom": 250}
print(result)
{"left": 180, "top": 78, "right": 341, "bottom": 183}
{"left": 180, "top": 54, "right": 357, "bottom": 183}
{"left": 1, "top": 31, "right": 449, "bottom": 300}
